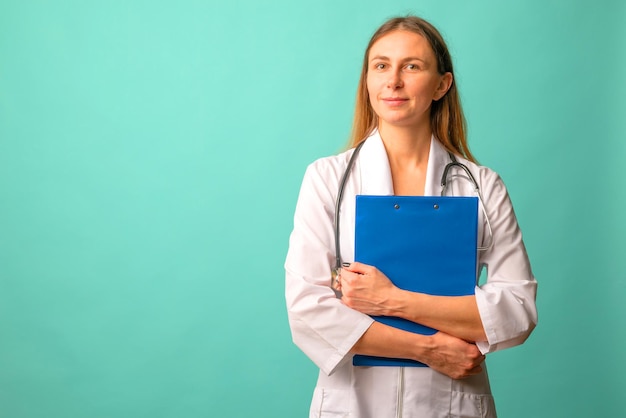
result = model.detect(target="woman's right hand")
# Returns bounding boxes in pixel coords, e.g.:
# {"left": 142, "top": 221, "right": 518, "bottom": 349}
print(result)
{"left": 351, "top": 323, "right": 485, "bottom": 380}
{"left": 422, "top": 332, "right": 485, "bottom": 379}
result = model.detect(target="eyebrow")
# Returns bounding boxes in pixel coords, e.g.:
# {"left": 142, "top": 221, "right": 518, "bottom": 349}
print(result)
{"left": 369, "top": 55, "right": 428, "bottom": 64}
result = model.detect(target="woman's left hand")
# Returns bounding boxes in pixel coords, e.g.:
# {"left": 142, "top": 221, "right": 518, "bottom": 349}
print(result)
{"left": 337, "top": 262, "right": 400, "bottom": 316}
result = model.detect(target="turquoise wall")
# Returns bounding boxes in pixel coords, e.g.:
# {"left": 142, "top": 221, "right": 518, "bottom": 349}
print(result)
{"left": 1, "top": 1, "right": 624, "bottom": 417}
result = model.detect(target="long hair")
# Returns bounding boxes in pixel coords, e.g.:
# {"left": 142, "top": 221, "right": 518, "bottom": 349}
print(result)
{"left": 349, "top": 16, "right": 476, "bottom": 163}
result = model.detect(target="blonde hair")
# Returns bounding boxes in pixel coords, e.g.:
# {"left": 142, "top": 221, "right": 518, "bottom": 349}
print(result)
{"left": 349, "top": 16, "right": 477, "bottom": 163}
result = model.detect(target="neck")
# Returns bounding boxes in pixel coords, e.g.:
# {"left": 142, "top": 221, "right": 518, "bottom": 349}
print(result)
{"left": 378, "top": 123, "right": 432, "bottom": 169}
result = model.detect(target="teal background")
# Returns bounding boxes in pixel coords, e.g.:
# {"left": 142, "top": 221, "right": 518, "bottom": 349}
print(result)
{"left": 1, "top": 0, "right": 624, "bottom": 417}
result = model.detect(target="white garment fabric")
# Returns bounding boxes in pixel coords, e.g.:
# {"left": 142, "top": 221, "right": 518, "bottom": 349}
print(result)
{"left": 285, "top": 131, "right": 537, "bottom": 418}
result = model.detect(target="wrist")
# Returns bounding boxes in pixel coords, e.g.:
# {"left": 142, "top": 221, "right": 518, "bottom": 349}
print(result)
{"left": 408, "top": 332, "right": 436, "bottom": 364}
{"left": 386, "top": 287, "right": 413, "bottom": 318}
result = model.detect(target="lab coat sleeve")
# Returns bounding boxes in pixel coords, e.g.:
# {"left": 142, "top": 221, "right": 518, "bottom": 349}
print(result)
{"left": 474, "top": 171, "right": 538, "bottom": 354}
{"left": 285, "top": 159, "right": 374, "bottom": 376}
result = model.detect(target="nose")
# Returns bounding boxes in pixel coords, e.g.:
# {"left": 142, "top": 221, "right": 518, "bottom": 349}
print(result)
{"left": 386, "top": 70, "right": 403, "bottom": 89}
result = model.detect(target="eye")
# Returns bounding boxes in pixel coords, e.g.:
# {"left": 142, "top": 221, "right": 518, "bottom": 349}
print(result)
{"left": 405, "top": 63, "right": 419, "bottom": 71}
{"left": 373, "top": 62, "right": 386, "bottom": 70}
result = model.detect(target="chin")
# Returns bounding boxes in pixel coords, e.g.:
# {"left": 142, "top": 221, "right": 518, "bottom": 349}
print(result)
{"left": 380, "top": 118, "right": 422, "bottom": 129}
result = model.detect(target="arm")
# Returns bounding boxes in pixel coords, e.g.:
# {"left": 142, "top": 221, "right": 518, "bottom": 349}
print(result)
{"left": 338, "top": 170, "right": 537, "bottom": 352}
{"left": 339, "top": 263, "right": 486, "bottom": 342}
{"left": 285, "top": 159, "right": 487, "bottom": 377}
{"left": 472, "top": 172, "right": 537, "bottom": 353}
{"left": 353, "top": 321, "right": 485, "bottom": 380}
{"left": 285, "top": 159, "right": 375, "bottom": 375}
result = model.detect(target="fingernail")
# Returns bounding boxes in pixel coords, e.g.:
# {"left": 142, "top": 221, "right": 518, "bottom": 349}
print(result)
{"left": 342, "top": 262, "right": 351, "bottom": 267}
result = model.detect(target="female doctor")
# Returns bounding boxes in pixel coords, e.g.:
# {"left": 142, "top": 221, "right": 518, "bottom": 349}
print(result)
{"left": 285, "top": 15, "right": 537, "bottom": 418}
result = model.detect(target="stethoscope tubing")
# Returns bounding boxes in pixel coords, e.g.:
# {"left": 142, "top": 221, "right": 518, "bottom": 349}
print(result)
{"left": 333, "top": 139, "right": 494, "bottom": 275}
{"left": 334, "top": 140, "right": 366, "bottom": 272}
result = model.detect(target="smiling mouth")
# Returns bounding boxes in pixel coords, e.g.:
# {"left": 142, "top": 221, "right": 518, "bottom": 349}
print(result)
{"left": 382, "top": 98, "right": 408, "bottom": 105}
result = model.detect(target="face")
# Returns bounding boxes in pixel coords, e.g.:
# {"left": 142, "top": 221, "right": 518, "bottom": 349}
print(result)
{"left": 366, "top": 30, "right": 452, "bottom": 131}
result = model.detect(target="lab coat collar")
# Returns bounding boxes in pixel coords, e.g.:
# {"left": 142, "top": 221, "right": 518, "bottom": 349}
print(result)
{"left": 358, "top": 129, "right": 450, "bottom": 196}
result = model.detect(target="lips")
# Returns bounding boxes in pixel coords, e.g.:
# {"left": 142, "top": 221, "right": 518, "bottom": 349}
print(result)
{"left": 382, "top": 97, "right": 408, "bottom": 106}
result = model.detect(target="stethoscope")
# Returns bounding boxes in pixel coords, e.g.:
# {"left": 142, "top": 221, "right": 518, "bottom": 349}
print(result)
{"left": 332, "top": 140, "right": 494, "bottom": 281}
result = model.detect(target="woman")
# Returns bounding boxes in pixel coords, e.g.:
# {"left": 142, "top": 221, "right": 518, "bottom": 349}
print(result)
{"left": 285, "top": 15, "right": 537, "bottom": 418}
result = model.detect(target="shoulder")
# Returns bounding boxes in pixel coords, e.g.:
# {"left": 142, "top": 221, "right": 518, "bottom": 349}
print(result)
{"left": 464, "top": 159, "right": 501, "bottom": 183}
{"left": 292, "top": 148, "right": 360, "bottom": 223}
{"left": 453, "top": 154, "right": 508, "bottom": 199}
{"left": 302, "top": 148, "right": 356, "bottom": 191}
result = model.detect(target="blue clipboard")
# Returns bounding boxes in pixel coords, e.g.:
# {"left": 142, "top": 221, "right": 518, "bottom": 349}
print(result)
{"left": 352, "top": 195, "right": 478, "bottom": 367}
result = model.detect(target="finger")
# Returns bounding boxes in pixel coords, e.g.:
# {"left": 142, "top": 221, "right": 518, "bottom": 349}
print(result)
{"left": 455, "top": 364, "right": 483, "bottom": 380}
{"left": 472, "top": 352, "right": 486, "bottom": 365}
{"left": 344, "top": 262, "right": 372, "bottom": 274}
{"left": 338, "top": 269, "right": 355, "bottom": 284}
{"left": 469, "top": 364, "right": 483, "bottom": 375}
{"left": 341, "top": 295, "right": 355, "bottom": 309}
{"left": 340, "top": 268, "right": 366, "bottom": 285}
{"left": 341, "top": 262, "right": 356, "bottom": 272}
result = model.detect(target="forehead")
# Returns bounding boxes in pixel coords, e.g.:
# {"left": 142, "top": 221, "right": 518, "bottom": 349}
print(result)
{"left": 368, "top": 30, "right": 434, "bottom": 60}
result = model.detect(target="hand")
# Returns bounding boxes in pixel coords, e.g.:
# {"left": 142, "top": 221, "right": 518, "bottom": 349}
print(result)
{"left": 338, "top": 262, "right": 400, "bottom": 316}
{"left": 422, "top": 332, "right": 485, "bottom": 379}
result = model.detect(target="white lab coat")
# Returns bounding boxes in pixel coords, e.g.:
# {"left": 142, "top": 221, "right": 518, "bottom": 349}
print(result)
{"left": 285, "top": 130, "right": 537, "bottom": 418}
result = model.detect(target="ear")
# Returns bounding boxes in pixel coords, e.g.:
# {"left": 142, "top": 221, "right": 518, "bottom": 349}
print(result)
{"left": 433, "top": 72, "right": 453, "bottom": 101}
